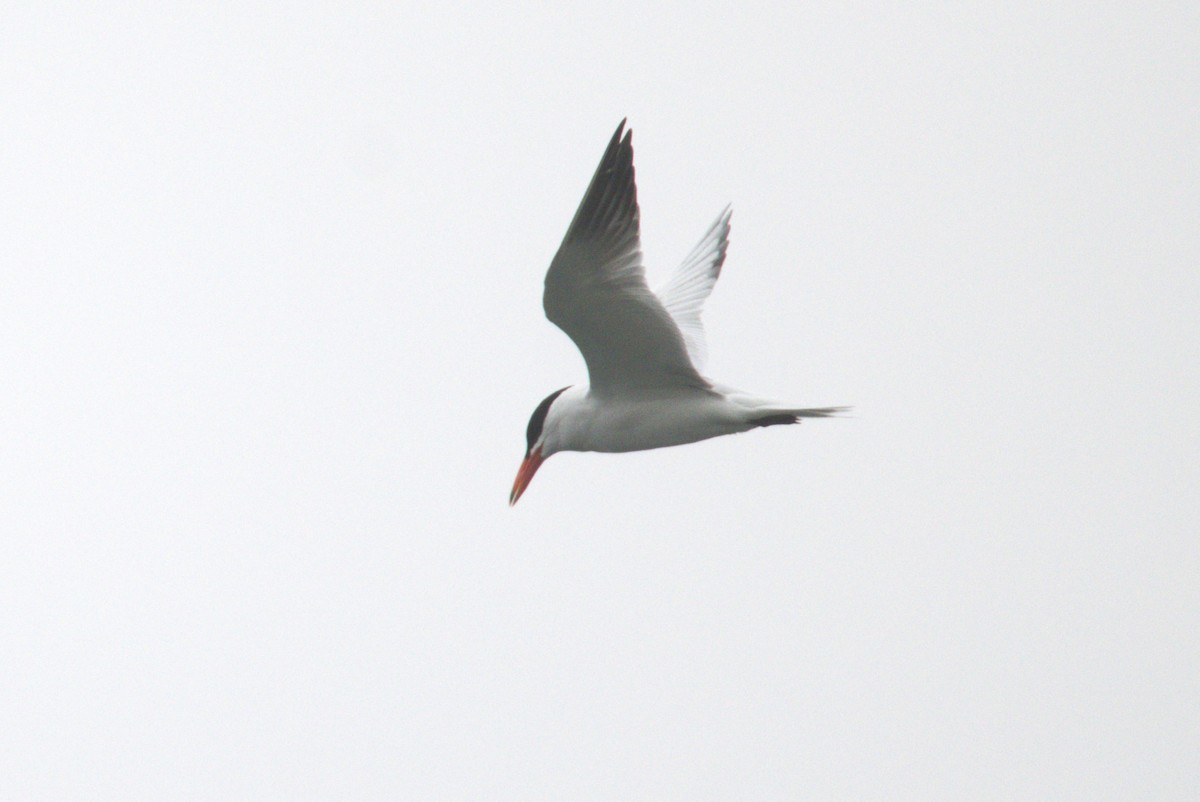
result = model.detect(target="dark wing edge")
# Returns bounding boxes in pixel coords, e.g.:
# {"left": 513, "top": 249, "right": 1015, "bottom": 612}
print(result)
{"left": 557, "top": 119, "right": 638, "bottom": 254}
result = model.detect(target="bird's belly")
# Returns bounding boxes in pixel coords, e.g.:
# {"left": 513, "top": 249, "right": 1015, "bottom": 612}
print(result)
{"left": 575, "top": 397, "right": 746, "bottom": 453}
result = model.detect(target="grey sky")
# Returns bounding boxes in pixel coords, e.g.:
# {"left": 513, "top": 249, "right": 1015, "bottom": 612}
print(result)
{"left": 3, "top": 3, "right": 1197, "bottom": 799}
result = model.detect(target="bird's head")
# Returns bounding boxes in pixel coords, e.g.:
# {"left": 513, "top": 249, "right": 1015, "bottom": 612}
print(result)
{"left": 509, "top": 386, "right": 572, "bottom": 505}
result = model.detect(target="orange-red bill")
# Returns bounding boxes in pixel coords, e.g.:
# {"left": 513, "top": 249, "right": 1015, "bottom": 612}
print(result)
{"left": 509, "top": 448, "right": 544, "bottom": 506}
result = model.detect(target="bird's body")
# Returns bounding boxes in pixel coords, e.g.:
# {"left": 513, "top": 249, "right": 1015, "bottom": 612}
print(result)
{"left": 539, "top": 384, "right": 837, "bottom": 454}
{"left": 510, "top": 120, "right": 844, "bottom": 504}
{"left": 536, "top": 384, "right": 734, "bottom": 454}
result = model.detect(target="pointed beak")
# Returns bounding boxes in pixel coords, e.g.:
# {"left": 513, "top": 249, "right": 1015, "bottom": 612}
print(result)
{"left": 509, "top": 447, "right": 544, "bottom": 506}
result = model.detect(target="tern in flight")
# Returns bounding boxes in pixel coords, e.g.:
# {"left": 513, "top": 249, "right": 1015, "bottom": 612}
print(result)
{"left": 510, "top": 120, "right": 845, "bottom": 505}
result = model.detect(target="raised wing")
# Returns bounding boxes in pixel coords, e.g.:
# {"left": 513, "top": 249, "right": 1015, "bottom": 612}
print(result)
{"left": 543, "top": 120, "right": 710, "bottom": 398}
{"left": 656, "top": 206, "right": 731, "bottom": 373}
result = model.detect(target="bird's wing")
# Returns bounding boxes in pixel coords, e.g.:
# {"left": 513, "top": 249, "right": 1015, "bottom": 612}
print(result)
{"left": 543, "top": 120, "right": 710, "bottom": 398}
{"left": 655, "top": 206, "right": 731, "bottom": 373}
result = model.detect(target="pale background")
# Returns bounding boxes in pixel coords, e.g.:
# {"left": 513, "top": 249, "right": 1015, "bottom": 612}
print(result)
{"left": 3, "top": 3, "right": 1197, "bottom": 799}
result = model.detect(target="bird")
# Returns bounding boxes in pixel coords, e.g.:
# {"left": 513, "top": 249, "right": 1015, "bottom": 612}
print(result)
{"left": 510, "top": 120, "right": 845, "bottom": 505}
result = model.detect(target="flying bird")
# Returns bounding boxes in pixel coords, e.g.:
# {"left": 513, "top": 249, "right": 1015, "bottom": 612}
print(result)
{"left": 510, "top": 120, "right": 845, "bottom": 505}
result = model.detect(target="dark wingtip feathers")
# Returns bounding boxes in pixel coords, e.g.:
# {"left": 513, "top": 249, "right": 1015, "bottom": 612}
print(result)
{"left": 559, "top": 120, "right": 639, "bottom": 249}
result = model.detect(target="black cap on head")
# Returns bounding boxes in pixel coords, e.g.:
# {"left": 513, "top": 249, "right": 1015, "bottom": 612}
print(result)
{"left": 525, "top": 386, "right": 570, "bottom": 456}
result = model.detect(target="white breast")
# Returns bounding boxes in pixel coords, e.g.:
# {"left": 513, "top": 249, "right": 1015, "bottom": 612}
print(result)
{"left": 550, "top": 386, "right": 752, "bottom": 454}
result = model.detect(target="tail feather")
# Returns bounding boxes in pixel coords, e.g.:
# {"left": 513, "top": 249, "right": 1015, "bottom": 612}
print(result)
{"left": 748, "top": 406, "right": 849, "bottom": 427}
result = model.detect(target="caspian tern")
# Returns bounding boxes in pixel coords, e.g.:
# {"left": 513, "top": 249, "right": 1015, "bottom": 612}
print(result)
{"left": 510, "top": 120, "right": 845, "bottom": 505}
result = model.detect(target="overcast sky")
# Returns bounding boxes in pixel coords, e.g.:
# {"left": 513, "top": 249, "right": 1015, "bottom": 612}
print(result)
{"left": 3, "top": 3, "right": 1197, "bottom": 799}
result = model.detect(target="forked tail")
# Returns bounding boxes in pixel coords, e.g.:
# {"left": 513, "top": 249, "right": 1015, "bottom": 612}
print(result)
{"left": 748, "top": 406, "right": 849, "bottom": 427}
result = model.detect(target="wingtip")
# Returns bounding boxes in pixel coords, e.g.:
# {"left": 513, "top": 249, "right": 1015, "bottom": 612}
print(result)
{"left": 602, "top": 119, "right": 633, "bottom": 162}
